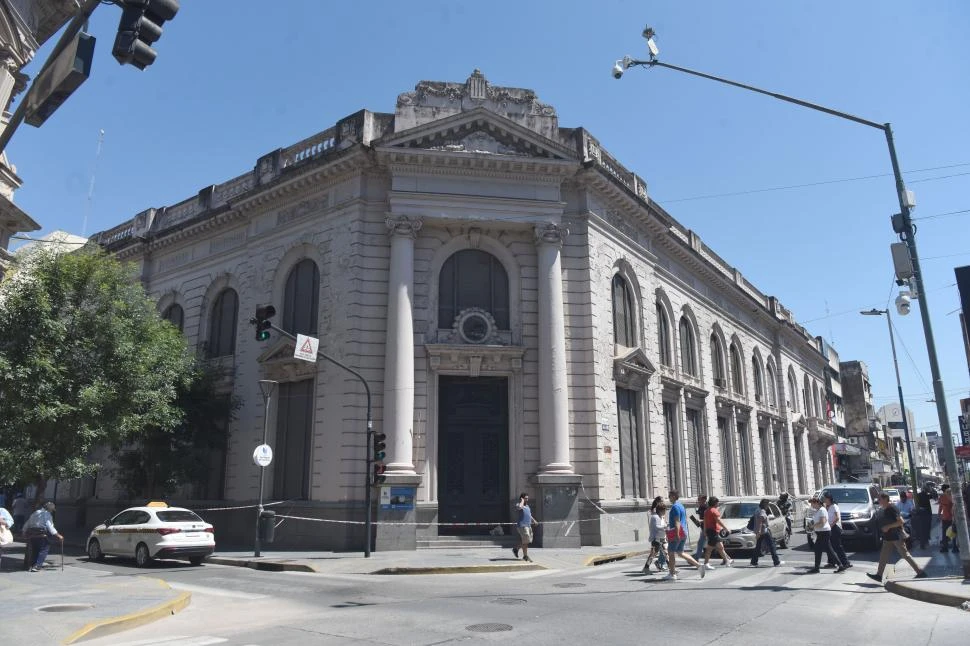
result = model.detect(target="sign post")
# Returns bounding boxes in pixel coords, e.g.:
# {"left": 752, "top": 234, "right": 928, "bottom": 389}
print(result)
{"left": 254, "top": 380, "right": 277, "bottom": 557}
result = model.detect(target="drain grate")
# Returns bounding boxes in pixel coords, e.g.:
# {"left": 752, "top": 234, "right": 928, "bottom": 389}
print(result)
{"left": 36, "top": 604, "right": 94, "bottom": 613}
{"left": 466, "top": 623, "right": 513, "bottom": 633}
{"left": 553, "top": 582, "right": 586, "bottom": 588}
{"left": 490, "top": 597, "right": 527, "bottom": 605}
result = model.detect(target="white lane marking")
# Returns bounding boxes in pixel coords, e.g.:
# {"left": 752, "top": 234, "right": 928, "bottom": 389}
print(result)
{"left": 508, "top": 568, "right": 560, "bottom": 579}
{"left": 100, "top": 637, "right": 228, "bottom": 646}
{"left": 167, "top": 582, "right": 268, "bottom": 600}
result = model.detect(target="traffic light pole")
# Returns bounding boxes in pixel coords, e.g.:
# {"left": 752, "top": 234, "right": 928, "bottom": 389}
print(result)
{"left": 0, "top": 0, "right": 102, "bottom": 155}
{"left": 266, "top": 324, "right": 374, "bottom": 557}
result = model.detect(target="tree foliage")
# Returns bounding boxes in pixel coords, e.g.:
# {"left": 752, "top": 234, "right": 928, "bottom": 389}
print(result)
{"left": 114, "top": 361, "right": 238, "bottom": 499}
{"left": 0, "top": 247, "right": 194, "bottom": 495}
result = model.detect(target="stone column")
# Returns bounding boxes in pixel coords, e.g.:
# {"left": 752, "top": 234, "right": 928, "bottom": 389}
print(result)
{"left": 534, "top": 223, "right": 572, "bottom": 474}
{"left": 531, "top": 223, "right": 581, "bottom": 548}
{"left": 382, "top": 215, "right": 422, "bottom": 478}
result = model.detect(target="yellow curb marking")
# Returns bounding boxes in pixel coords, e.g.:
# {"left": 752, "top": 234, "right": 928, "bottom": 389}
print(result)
{"left": 584, "top": 550, "right": 652, "bottom": 567}
{"left": 62, "top": 579, "right": 190, "bottom": 645}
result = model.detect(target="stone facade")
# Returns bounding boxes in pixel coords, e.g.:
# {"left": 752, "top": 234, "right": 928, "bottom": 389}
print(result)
{"left": 75, "top": 72, "right": 835, "bottom": 550}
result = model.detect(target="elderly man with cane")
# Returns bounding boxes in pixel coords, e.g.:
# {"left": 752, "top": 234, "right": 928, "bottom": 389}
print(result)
{"left": 23, "top": 501, "right": 63, "bottom": 572}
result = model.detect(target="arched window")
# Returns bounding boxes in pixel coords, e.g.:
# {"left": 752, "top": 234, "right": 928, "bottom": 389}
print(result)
{"left": 207, "top": 289, "right": 238, "bottom": 358}
{"left": 656, "top": 303, "right": 672, "bottom": 366}
{"left": 612, "top": 274, "right": 636, "bottom": 347}
{"left": 679, "top": 317, "right": 697, "bottom": 377}
{"left": 766, "top": 362, "right": 778, "bottom": 407}
{"left": 787, "top": 369, "right": 799, "bottom": 412}
{"left": 438, "top": 250, "right": 509, "bottom": 329}
{"left": 812, "top": 382, "right": 822, "bottom": 420}
{"left": 729, "top": 343, "right": 744, "bottom": 396}
{"left": 752, "top": 357, "right": 765, "bottom": 403}
{"left": 162, "top": 303, "right": 184, "bottom": 332}
{"left": 283, "top": 259, "right": 319, "bottom": 336}
{"left": 710, "top": 335, "right": 726, "bottom": 388}
{"left": 803, "top": 375, "right": 813, "bottom": 417}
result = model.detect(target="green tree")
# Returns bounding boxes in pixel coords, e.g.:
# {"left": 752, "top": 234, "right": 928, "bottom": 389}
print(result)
{"left": 114, "top": 362, "right": 238, "bottom": 499}
{"left": 0, "top": 247, "right": 194, "bottom": 503}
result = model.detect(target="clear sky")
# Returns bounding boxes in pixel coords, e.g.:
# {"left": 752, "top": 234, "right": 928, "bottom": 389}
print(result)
{"left": 9, "top": 1, "right": 970, "bottom": 449}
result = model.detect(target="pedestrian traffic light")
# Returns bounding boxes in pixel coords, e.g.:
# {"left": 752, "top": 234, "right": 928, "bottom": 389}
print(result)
{"left": 373, "top": 462, "right": 387, "bottom": 485}
{"left": 111, "top": 0, "right": 180, "bottom": 70}
{"left": 252, "top": 305, "right": 276, "bottom": 342}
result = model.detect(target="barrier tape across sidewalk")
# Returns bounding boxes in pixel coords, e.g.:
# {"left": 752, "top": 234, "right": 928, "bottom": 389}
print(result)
{"left": 194, "top": 482, "right": 644, "bottom": 531}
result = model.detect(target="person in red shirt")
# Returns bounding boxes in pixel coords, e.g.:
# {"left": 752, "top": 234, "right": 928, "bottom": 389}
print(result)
{"left": 938, "top": 484, "right": 956, "bottom": 552}
{"left": 698, "top": 497, "right": 733, "bottom": 578}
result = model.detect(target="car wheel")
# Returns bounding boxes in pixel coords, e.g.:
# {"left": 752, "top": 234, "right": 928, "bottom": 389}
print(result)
{"left": 87, "top": 539, "right": 105, "bottom": 562}
{"left": 135, "top": 543, "right": 152, "bottom": 568}
{"left": 189, "top": 556, "right": 205, "bottom": 566}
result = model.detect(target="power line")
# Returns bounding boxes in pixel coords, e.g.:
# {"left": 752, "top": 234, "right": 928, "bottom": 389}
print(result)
{"left": 912, "top": 208, "right": 970, "bottom": 222}
{"left": 659, "top": 162, "right": 970, "bottom": 204}
{"left": 891, "top": 315, "right": 930, "bottom": 393}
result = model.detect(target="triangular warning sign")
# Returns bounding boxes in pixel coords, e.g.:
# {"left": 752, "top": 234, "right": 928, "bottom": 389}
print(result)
{"left": 300, "top": 338, "right": 314, "bottom": 354}
{"left": 293, "top": 333, "right": 319, "bottom": 362}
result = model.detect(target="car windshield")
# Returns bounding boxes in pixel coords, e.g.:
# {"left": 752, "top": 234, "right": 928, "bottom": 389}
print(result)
{"left": 156, "top": 510, "right": 203, "bottom": 522}
{"left": 719, "top": 503, "right": 760, "bottom": 519}
{"left": 884, "top": 489, "right": 899, "bottom": 496}
{"left": 823, "top": 489, "right": 870, "bottom": 503}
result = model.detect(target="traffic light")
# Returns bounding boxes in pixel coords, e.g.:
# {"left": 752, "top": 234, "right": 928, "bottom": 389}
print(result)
{"left": 373, "top": 463, "right": 387, "bottom": 485}
{"left": 111, "top": 0, "right": 180, "bottom": 70}
{"left": 252, "top": 305, "right": 276, "bottom": 342}
{"left": 372, "top": 432, "right": 387, "bottom": 484}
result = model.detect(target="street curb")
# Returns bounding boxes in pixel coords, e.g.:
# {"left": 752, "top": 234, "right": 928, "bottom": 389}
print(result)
{"left": 372, "top": 563, "right": 546, "bottom": 575}
{"left": 584, "top": 549, "right": 651, "bottom": 567}
{"left": 885, "top": 577, "right": 970, "bottom": 608}
{"left": 63, "top": 580, "right": 191, "bottom": 645}
{"left": 207, "top": 556, "right": 319, "bottom": 573}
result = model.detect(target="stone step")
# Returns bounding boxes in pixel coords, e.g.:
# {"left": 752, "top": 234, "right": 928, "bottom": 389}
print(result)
{"left": 417, "top": 536, "right": 519, "bottom": 549}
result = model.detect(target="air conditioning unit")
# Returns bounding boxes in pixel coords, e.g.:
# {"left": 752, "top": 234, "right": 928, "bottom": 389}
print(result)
{"left": 714, "top": 377, "right": 727, "bottom": 388}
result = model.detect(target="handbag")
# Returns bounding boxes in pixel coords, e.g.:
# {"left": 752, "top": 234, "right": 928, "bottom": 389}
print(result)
{"left": 665, "top": 526, "right": 684, "bottom": 542}
{"left": 0, "top": 526, "right": 13, "bottom": 546}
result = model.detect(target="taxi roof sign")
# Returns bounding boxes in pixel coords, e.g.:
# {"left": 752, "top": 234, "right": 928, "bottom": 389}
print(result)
{"left": 145, "top": 501, "right": 169, "bottom": 508}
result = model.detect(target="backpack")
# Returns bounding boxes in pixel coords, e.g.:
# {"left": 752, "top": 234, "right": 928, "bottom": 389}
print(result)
{"left": 746, "top": 513, "right": 758, "bottom": 532}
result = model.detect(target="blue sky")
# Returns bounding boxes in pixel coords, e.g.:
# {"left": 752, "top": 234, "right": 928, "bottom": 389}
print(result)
{"left": 10, "top": 1, "right": 970, "bottom": 448}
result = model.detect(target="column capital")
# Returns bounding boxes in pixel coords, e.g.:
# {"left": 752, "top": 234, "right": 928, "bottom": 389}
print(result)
{"left": 534, "top": 222, "right": 568, "bottom": 248}
{"left": 386, "top": 215, "right": 423, "bottom": 239}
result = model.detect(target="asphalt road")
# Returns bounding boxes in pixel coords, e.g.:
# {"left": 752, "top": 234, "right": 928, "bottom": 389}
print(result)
{"left": 73, "top": 533, "right": 966, "bottom": 646}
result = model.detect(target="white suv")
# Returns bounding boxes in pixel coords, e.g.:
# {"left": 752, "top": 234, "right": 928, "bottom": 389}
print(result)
{"left": 820, "top": 483, "right": 882, "bottom": 550}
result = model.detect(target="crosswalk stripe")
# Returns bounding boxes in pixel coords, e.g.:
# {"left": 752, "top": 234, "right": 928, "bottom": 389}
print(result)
{"left": 167, "top": 582, "right": 268, "bottom": 600}
{"left": 508, "top": 568, "right": 560, "bottom": 579}
{"left": 100, "top": 637, "right": 228, "bottom": 646}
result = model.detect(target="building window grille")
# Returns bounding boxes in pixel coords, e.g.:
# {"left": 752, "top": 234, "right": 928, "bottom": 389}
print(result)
{"left": 657, "top": 303, "right": 672, "bottom": 366}
{"left": 438, "top": 250, "right": 509, "bottom": 329}
{"left": 162, "top": 304, "right": 184, "bottom": 332}
{"left": 612, "top": 274, "right": 636, "bottom": 348}
{"left": 679, "top": 318, "right": 697, "bottom": 377}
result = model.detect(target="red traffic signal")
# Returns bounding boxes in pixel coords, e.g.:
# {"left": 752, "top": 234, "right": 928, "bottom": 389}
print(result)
{"left": 373, "top": 463, "right": 387, "bottom": 485}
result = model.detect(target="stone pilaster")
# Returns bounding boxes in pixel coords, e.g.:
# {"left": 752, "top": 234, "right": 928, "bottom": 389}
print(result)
{"left": 534, "top": 223, "right": 572, "bottom": 474}
{"left": 383, "top": 215, "right": 422, "bottom": 478}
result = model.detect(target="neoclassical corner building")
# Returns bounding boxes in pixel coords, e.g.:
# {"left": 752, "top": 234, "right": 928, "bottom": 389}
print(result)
{"left": 88, "top": 71, "right": 838, "bottom": 550}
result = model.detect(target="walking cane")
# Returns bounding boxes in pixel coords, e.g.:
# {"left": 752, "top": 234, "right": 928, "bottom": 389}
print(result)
{"left": 60, "top": 537, "right": 64, "bottom": 571}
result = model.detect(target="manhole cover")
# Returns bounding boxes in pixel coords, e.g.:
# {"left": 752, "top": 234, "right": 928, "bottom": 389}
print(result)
{"left": 37, "top": 604, "right": 94, "bottom": 613}
{"left": 553, "top": 582, "right": 586, "bottom": 588}
{"left": 466, "top": 623, "right": 513, "bottom": 633}
{"left": 490, "top": 597, "right": 527, "bottom": 605}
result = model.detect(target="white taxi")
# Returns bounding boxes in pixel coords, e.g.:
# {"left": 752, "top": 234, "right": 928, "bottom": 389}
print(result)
{"left": 87, "top": 502, "right": 215, "bottom": 567}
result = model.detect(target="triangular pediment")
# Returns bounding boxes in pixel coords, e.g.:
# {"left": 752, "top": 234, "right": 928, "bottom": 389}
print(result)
{"left": 257, "top": 338, "right": 318, "bottom": 381}
{"left": 375, "top": 107, "right": 577, "bottom": 162}
{"left": 614, "top": 346, "right": 656, "bottom": 375}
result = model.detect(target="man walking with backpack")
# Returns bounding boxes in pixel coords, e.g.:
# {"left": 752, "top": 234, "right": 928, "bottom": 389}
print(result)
{"left": 749, "top": 498, "right": 784, "bottom": 567}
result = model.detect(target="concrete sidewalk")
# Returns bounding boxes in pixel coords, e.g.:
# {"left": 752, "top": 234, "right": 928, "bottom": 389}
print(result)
{"left": 886, "top": 549, "right": 970, "bottom": 609}
{"left": 0, "top": 547, "right": 190, "bottom": 645}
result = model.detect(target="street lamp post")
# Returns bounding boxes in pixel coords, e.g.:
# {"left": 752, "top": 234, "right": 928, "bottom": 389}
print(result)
{"left": 614, "top": 27, "right": 970, "bottom": 575}
{"left": 861, "top": 309, "right": 918, "bottom": 494}
{"left": 254, "top": 379, "right": 277, "bottom": 558}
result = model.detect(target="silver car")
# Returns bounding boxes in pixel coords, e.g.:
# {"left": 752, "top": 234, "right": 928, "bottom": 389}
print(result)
{"left": 719, "top": 498, "right": 789, "bottom": 553}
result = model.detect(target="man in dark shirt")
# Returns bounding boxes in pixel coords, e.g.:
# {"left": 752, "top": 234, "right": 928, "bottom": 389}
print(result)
{"left": 913, "top": 485, "right": 933, "bottom": 549}
{"left": 867, "top": 493, "right": 926, "bottom": 583}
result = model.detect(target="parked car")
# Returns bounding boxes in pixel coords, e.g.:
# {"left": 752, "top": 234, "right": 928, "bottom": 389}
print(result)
{"left": 819, "top": 483, "right": 882, "bottom": 550}
{"left": 883, "top": 488, "right": 901, "bottom": 504}
{"left": 719, "top": 498, "right": 789, "bottom": 553}
{"left": 87, "top": 502, "right": 215, "bottom": 567}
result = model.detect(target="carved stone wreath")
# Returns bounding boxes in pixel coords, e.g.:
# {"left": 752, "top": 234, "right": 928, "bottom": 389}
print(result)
{"left": 453, "top": 308, "right": 498, "bottom": 345}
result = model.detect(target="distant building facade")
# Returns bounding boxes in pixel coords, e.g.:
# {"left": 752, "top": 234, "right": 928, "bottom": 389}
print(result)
{"left": 75, "top": 72, "right": 835, "bottom": 550}
{"left": 841, "top": 360, "right": 895, "bottom": 485}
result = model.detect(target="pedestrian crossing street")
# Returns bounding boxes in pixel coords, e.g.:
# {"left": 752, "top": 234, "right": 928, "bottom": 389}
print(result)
{"left": 500, "top": 556, "right": 889, "bottom": 592}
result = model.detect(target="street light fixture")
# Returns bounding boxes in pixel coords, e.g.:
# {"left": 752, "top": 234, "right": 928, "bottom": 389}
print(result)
{"left": 861, "top": 308, "right": 918, "bottom": 495}
{"left": 614, "top": 26, "right": 969, "bottom": 575}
